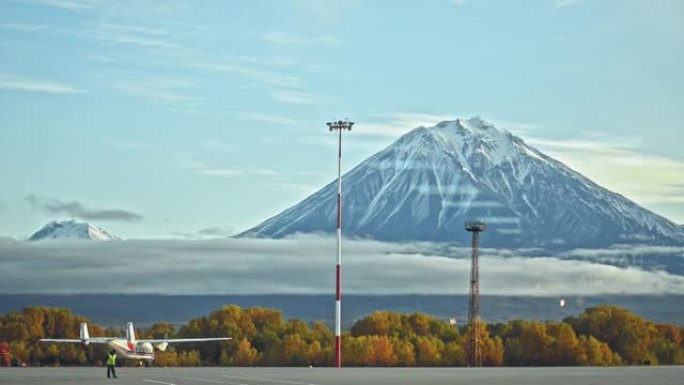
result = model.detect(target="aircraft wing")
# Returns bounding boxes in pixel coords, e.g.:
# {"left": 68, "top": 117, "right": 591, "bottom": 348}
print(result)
{"left": 40, "top": 337, "right": 114, "bottom": 344}
{"left": 136, "top": 337, "right": 231, "bottom": 344}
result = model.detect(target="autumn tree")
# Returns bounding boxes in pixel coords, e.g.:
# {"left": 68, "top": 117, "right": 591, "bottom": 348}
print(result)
{"left": 569, "top": 305, "right": 657, "bottom": 364}
{"left": 144, "top": 322, "right": 176, "bottom": 339}
{"left": 1, "top": 304, "right": 681, "bottom": 367}
{"left": 392, "top": 338, "right": 416, "bottom": 366}
{"left": 233, "top": 337, "right": 260, "bottom": 365}
{"left": 551, "top": 323, "right": 580, "bottom": 365}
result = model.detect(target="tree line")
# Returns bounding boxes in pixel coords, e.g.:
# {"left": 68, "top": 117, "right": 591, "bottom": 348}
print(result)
{"left": 1, "top": 305, "right": 682, "bottom": 366}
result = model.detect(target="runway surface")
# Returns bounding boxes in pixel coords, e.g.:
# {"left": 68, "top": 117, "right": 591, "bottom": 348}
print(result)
{"left": 1, "top": 366, "right": 683, "bottom": 385}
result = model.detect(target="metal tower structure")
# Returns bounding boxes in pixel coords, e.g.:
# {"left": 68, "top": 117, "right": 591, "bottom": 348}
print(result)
{"left": 465, "top": 220, "right": 486, "bottom": 367}
{"left": 327, "top": 119, "right": 354, "bottom": 368}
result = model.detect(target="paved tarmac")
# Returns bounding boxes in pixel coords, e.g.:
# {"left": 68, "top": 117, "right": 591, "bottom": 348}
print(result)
{"left": 1, "top": 366, "right": 683, "bottom": 385}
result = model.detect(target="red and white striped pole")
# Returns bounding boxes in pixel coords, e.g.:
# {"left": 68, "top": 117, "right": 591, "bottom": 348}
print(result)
{"left": 327, "top": 119, "right": 353, "bottom": 368}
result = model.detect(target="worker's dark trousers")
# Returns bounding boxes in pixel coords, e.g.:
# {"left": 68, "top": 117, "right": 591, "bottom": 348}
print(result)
{"left": 107, "top": 365, "right": 116, "bottom": 378}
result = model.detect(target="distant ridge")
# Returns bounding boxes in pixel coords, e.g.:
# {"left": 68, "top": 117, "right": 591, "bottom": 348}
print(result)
{"left": 241, "top": 117, "right": 684, "bottom": 248}
{"left": 28, "top": 220, "right": 119, "bottom": 241}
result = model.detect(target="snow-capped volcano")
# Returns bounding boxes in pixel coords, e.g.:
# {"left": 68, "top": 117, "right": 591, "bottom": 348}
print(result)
{"left": 28, "top": 220, "right": 119, "bottom": 241}
{"left": 241, "top": 117, "right": 684, "bottom": 248}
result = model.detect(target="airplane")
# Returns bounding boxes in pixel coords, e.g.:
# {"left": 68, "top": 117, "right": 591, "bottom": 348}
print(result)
{"left": 40, "top": 322, "right": 230, "bottom": 361}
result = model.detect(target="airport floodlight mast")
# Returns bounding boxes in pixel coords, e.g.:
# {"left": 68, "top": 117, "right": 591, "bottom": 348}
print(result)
{"left": 465, "top": 220, "right": 486, "bottom": 367}
{"left": 327, "top": 118, "right": 354, "bottom": 368}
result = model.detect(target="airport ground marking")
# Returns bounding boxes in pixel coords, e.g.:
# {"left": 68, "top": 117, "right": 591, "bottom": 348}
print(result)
{"left": 222, "top": 374, "right": 319, "bottom": 385}
{"left": 169, "top": 375, "right": 229, "bottom": 384}
{"left": 144, "top": 379, "right": 177, "bottom": 385}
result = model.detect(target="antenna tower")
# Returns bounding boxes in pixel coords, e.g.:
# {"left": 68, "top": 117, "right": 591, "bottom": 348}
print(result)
{"left": 465, "top": 220, "right": 486, "bottom": 367}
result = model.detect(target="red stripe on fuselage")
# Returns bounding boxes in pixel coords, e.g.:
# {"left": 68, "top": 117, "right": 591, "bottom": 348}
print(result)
{"left": 108, "top": 341, "right": 155, "bottom": 359}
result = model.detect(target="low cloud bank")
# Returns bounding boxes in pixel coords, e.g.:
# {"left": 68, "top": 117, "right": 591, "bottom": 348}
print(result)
{"left": 0, "top": 235, "right": 682, "bottom": 295}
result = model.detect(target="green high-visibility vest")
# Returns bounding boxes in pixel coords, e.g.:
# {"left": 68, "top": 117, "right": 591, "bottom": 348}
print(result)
{"left": 107, "top": 353, "right": 116, "bottom": 365}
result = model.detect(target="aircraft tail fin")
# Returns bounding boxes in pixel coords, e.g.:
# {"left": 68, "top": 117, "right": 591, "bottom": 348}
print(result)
{"left": 80, "top": 323, "right": 90, "bottom": 340}
{"left": 126, "top": 322, "right": 136, "bottom": 342}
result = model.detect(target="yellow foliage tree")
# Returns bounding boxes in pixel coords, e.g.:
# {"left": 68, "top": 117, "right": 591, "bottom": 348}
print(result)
{"left": 368, "top": 336, "right": 397, "bottom": 366}
{"left": 234, "top": 337, "right": 260, "bottom": 366}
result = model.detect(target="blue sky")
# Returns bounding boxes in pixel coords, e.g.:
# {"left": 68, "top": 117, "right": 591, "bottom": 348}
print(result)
{"left": 1, "top": 0, "right": 683, "bottom": 239}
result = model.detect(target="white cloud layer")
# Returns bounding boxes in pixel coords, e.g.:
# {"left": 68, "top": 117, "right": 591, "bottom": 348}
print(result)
{"left": 1, "top": 235, "right": 682, "bottom": 295}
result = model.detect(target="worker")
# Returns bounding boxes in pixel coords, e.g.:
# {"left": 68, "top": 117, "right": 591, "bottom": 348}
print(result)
{"left": 106, "top": 350, "right": 117, "bottom": 378}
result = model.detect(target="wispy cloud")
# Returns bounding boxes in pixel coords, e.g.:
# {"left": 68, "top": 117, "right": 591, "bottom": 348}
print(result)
{"left": 197, "top": 168, "right": 279, "bottom": 178}
{"left": 262, "top": 31, "right": 340, "bottom": 45}
{"left": 489, "top": 119, "right": 541, "bottom": 135}
{"left": 358, "top": 112, "right": 455, "bottom": 138}
{"left": 0, "top": 74, "right": 81, "bottom": 94}
{"left": 174, "top": 157, "right": 278, "bottom": 179}
{"left": 172, "top": 225, "right": 236, "bottom": 239}
{"left": 67, "top": 20, "right": 304, "bottom": 94}
{"left": 174, "top": 157, "right": 240, "bottom": 177}
{"left": 25, "top": 195, "right": 143, "bottom": 222}
{"left": 555, "top": 0, "right": 580, "bottom": 8}
{"left": 28, "top": 0, "right": 102, "bottom": 12}
{"left": 201, "top": 141, "right": 239, "bottom": 152}
{"left": 289, "top": 0, "right": 359, "bottom": 25}
{"left": 186, "top": 58, "right": 302, "bottom": 88}
{"left": 80, "top": 22, "right": 182, "bottom": 50}
{"left": 196, "top": 169, "right": 244, "bottom": 177}
{"left": 1, "top": 236, "right": 682, "bottom": 295}
{"left": 196, "top": 226, "right": 236, "bottom": 237}
{"left": 239, "top": 112, "right": 302, "bottom": 126}
{"left": 173, "top": 157, "right": 208, "bottom": 170}
{"left": 527, "top": 136, "right": 684, "bottom": 206}
{"left": 272, "top": 90, "right": 326, "bottom": 105}
{"left": 0, "top": 21, "right": 48, "bottom": 32}
{"left": 264, "top": 181, "right": 319, "bottom": 194}
{"left": 98, "top": 137, "right": 152, "bottom": 150}
{"left": 85, "top": 53, "right": 117, "bottom": 63}
{"left": 339, "top": 112, "right": 538, "bottom": 140}
{"left": 108, "top": 75, "right": 200, "bottom": 114}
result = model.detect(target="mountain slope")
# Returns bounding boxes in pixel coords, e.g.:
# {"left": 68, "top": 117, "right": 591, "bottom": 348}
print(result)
{"left": 28, "top": 220, "right": 119, "bottom": 241}
{"left": 241, "top": 117, "right": 684, "bottom": 248}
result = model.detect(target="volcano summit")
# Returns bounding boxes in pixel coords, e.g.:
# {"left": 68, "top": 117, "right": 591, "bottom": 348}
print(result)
{"left": 242, "top": 117, "right": 684, "bottom": 248}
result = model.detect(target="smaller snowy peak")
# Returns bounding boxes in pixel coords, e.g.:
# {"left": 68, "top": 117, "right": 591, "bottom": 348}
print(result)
{"left": 28, "top": 220, "right": 119, "bottom": 241}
